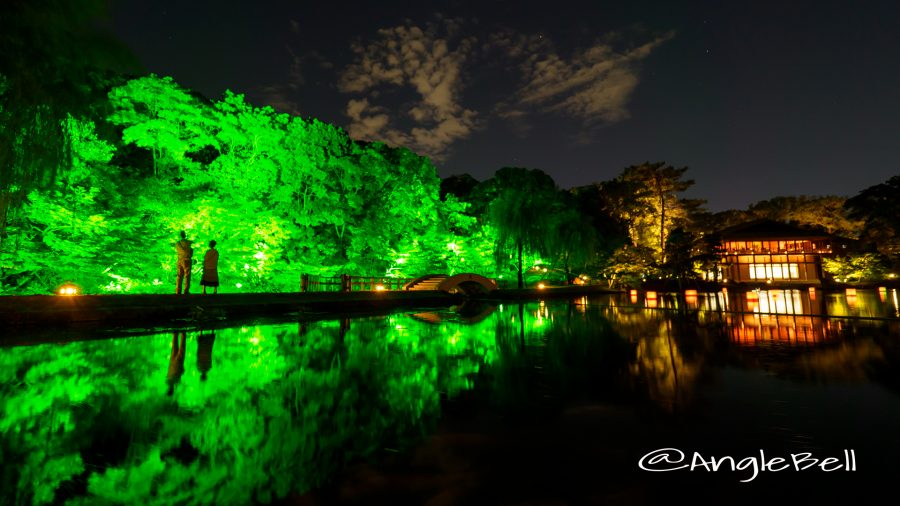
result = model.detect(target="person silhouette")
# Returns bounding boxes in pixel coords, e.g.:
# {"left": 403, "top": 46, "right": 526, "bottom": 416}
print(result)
{"left": 167, "top": 331, "right": 187, "bottom": 396}
{"left": 175, "top": 231, "right": 194, "bottom": 295}
{"left": 197, "top": 329, "right": 216, "bottom": 381}
{"left": 200, "top": 240, "right": 219, "bottom": 295}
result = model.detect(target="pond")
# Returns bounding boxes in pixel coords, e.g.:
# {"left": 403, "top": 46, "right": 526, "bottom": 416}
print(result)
{"left": 2, "top": 289, "right": 899, "bottom": 504}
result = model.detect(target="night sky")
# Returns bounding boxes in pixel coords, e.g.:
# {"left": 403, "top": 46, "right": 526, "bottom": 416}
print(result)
{"left": 107, "top": 0, "right": 900, "bottom": 211}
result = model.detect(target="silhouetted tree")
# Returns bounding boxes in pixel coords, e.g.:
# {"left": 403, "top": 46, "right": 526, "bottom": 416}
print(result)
{"left": 844, "top": 175, "right": 900, "bottom": 258}
{"left": 484, "top": 168, "right": 561, "bottom": 288}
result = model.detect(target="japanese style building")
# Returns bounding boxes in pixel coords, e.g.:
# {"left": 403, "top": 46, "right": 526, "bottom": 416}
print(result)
{"left": 717, "top": 220, "right": 833, "bottom": 284}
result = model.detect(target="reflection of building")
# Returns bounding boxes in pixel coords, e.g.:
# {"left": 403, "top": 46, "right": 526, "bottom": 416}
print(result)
{"left": 718, "top": 220, "right": 832, "bottom": 284}
{"left": 729, "top": 289, "right": 823, "bottom": 315}
{"left": 727, "top": 314, "right": 835, "bottom": 346}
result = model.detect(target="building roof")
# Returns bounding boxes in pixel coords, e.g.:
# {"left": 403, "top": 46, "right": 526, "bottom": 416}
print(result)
{"left": 718, "top": 219, "right": 831, "bottom": 240}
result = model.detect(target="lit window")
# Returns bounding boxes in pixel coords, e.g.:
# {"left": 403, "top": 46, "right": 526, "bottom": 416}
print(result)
{"left": 748, "top": 263, "right": 799, "bottom": 280}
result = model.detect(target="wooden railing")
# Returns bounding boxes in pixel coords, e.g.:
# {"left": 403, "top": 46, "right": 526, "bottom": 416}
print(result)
{"left": 300, "top": 274, "right": 416, "bottom": 293}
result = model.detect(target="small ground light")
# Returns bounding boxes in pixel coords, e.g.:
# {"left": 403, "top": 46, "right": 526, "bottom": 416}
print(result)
{"left": 537, "top": 283, "right": 545, "bottom": 289}
{"left": 57, "top": 284, "right": 79, "bottom": 295}
{"left": 375, "top": 284, "right": 385, "bottom": 291}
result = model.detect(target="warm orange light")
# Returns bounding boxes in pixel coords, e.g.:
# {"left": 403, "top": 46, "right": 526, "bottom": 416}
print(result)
{"left": 375, "top": 284, "right": 385, "bottom": 291}
{"left": 685, "top": 290, "right": 698, "bottom": 306}
{"left": 57, "top": 284, "right": 79, "bottom": 296}
{"left": 646, "top": 291, "right": 657, "bottom": 299}
{"left": 809, "top": 287, "right": 816, "bottom": 300}
{"left": 845, "top": 288, "right": 857, "bottom": 297}
{"left": 537, "top": 283, "right": 545, "bottom": 289}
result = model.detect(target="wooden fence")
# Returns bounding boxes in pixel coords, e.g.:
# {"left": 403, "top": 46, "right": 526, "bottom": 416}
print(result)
{"left": 301, "top": 274, "right": 416, "bottom": 293}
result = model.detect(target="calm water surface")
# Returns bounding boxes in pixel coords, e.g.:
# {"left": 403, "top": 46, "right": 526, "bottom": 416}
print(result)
{"left": 2, "top": 289, "right": 900, "bottom": 505}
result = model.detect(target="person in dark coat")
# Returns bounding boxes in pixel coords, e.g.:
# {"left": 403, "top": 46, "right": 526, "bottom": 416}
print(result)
{"left": 200, "top": 240, "right": 219, "bottom": 294}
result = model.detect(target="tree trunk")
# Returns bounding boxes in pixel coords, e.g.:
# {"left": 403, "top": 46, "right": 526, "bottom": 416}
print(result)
{"left": 517, "top": 240, "right": 524, "bottom": 289}
{"left": 659, "top": 183, "right": 666, "bottom": 262}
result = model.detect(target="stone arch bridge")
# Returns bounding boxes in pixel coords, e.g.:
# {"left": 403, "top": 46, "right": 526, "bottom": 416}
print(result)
{"left": 403, "top": 274, "right": 498, "bottom": 295}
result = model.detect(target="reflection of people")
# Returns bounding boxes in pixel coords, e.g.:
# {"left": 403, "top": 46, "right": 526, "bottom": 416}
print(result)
{"left": 200, "top": 240, "right": 219, "bottom": 295}
{"left": 197, "top": 329, "right": 216, "bottom": 381}
{"left": 175, "top": 231, "right": 194, "bottom": 295}
{"left": 167, "top": 331, "right": 187, "bottom": 396}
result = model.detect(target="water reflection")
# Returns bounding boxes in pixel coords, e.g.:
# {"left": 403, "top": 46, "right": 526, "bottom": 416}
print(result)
{"left": 615, "top": 288, "right": 900, "bottom": 347}
{"left": 1, "top": 295, "right": 899, "bottom": 504}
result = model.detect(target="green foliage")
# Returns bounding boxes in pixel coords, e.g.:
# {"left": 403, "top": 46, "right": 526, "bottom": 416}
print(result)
{"left": 823, "top": 253, "right": 888, "bottom": 282}
{"left": 4, "top": 75, "right": 488, "bottom": 293}
{"left": 600, "top": 245, "right": 659, "bottom": 287}
{"left": 0, "top": 0, "right": 134, "bottom": 241}
{"left": 0, "top": 312, "right": 509, "bottom": 504}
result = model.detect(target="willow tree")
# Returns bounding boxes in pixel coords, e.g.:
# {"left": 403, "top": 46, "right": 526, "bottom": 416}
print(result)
{"left": 483, "top": 168, "right": 561, "bottom": 288}
{"left": 0, "top": 0, "right": 133, "bottom": 243}
{"left": 545, "top": 202, "right": 599, "bottom": 284}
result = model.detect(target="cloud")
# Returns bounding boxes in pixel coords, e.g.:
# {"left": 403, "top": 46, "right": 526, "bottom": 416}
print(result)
{"left": 337, "top": 21, "right": 671, "bottom": 157}
{"left": 495, "top": 31, "right": 673, "bottom": 125}
{"left": 338, "top": 19, "right": 478, "bottom": 161}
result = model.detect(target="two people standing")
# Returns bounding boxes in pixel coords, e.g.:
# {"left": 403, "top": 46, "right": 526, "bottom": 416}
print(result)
{"left": 175, "top": 231, "right": 220, "bottom": 295}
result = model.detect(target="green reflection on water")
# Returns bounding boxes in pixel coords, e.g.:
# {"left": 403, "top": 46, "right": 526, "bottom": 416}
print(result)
{"left": 2, "top": 296, "right": 899, "bottom": 504}
{"left": 2, "top": 303, "right": 575, "bottom": 504}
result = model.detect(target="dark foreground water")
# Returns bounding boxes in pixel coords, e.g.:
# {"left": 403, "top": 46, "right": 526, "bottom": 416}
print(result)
{"left": 2, "top": 289, "right": 900, "bottom": 505}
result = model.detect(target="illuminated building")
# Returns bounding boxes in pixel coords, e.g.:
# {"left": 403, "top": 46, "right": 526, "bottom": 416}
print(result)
{"left": 717, "top": 220, "right": 832, "bottom": 284}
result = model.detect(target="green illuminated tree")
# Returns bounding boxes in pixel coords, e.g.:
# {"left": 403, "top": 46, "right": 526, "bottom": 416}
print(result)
{"left": 0, "top": 0, "right": 133, "bottom": 241}
{"left": 4, "top": 68, "right": 496, "bottom": 294}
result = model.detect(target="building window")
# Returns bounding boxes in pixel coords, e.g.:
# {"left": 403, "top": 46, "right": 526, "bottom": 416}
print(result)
{"left": 748, "top": 263, "right": 799, "bottom": 280}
